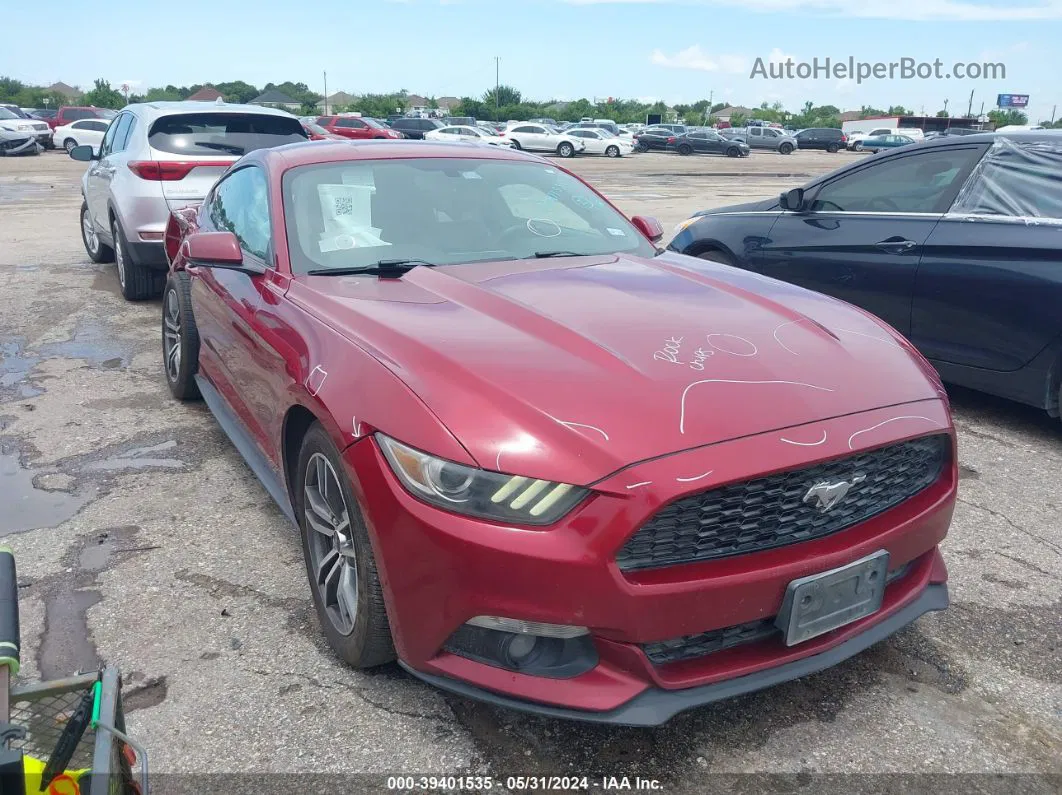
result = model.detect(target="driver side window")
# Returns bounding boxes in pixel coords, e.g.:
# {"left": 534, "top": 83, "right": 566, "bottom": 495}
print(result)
{"left": 208, "top": 167, "right": 271, "bottom": 262}
{"left": 808, "top": 148, "right": 983, "bottom": 213}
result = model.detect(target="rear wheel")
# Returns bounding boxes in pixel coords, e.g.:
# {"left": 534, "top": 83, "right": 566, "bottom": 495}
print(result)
{"left": 635, "top": 142, "right": 649, "bottom": 152}
{"left": 113, "top": 216, "right": 164, "bottom": 301}
{"left": 605, "top": 145, "right": 620, "bottom": 158}
{"left": 63, "top": 138, "right": 77, "bottom": 154}
{"left": 80, "top": 201, "right": 113, "bottom": 263}
{"left": 297, "top": 423, "right": 395, "bottom": 668}
{"left": 677, "top": 143, "right": 693, "bottom": 156}
{"left": 854, "top": 142, "right": 865, "bottom": 151}
{"left": 162, "top": 272, "right": 201, "bottom": 401}
{"left": 509, "top": 138, "right": 522, "bottom": 150}
{"left": 557, "top": 141, "right": 575, "bottom": 158}
{"left": 827, "top": 143, "right": 840, "bottom": 153}
{"left": 779, "top": 142, "right": 794, "bottom": 155}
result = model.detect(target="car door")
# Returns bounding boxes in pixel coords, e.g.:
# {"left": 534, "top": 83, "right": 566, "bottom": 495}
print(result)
{"left": 747, "top": 127, "right": 764, "bottom": 149}
{"left": 189, "top": 165, "right": 277, "bottom": 454}
{"left": 85, "top": 113, "right": 133, "bottom": 232}
{"left": 701, "top": 132, "right": 727, "bottom": 155}
{"left": 911, "top": 140, "right": 1062, "bottom": 374}
{"left": 753, "top": 144, "right": 987, "bottom": 334}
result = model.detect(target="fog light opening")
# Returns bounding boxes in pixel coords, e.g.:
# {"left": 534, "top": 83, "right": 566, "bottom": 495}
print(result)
{"left": 443, "top": 619, "right": 598, "bottom": 679}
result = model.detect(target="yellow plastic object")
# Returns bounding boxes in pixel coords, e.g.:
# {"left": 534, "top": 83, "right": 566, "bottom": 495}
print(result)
{"left": 21, "top": 755, "right": 89, "bottom": 794}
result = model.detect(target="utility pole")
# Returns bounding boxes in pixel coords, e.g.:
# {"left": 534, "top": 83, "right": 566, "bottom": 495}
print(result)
{"left": 966, "top": 88, "right": 974, "bottom": 118}
{"left": 705, "top": 89, "right": 713, "bottom": 124}
{"left": 495, "top": 57, "right": 500, "bottom": 121}
{"left": 323, "top": 71, "right": 328, "bottom": 115}
{"left": 943, "top": 99, "right": 948, "bottom": 115}
{"left": 1052, "top": 105, "right": 1057, "bottom": 124}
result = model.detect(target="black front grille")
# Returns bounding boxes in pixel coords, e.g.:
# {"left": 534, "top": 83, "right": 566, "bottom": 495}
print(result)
{"left": 617, "top": 434, "right": 949, "bottom": 571}
{"left": 643, "top": 619, "right": 779, "bottom": 665}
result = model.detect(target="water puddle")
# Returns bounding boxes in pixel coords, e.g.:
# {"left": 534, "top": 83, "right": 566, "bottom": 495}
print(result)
{"left": 83, "top": 440, "right": 183, "bottom": 472}
{"left": 0, "top": 451, "right": 90, "bottom": 536}
{"left": 0, "top": 339, "right": 44, "bottom": 401}
{"left": 38, "top": 322, "right": 134, "bottom": 369}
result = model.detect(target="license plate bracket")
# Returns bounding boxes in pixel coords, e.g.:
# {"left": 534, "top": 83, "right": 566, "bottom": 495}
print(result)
{"left": 775, "top": 550, "right": 890, "bottom": 646}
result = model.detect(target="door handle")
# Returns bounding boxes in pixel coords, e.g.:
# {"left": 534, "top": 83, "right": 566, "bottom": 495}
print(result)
{"left": 875, "top": 238, "right": 917, "bottom": 253}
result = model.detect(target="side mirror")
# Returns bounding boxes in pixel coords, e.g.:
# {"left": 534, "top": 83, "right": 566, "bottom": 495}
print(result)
{"left": 631, "top": 215, "right": 664, "bottom": 243}
{"left": 779, "top": 187, "right": 806, "bottom": 212}
{"left": 183, "top": 232, "right": 252, "bottom": 269}
{"left": 69, "top": 144, "right": 97, "bottom": 162}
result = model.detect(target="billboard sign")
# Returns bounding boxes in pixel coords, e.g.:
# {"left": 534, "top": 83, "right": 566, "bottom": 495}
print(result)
{"left": 997, "top": 94, "right": 1030, "bottom": 108}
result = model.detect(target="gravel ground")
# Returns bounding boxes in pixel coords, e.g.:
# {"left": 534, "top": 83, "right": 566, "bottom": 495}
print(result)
{"left": 0, "top": 148, "right": 1059, "bottom": 793}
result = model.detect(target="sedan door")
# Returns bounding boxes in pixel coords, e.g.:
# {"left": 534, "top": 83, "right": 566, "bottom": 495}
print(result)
{"left": 188, "top": 165, "right": 277, "bottom": 455}
{"left": 911, "top": 141, "right": 1062, "bottom": 377}
{"left": 753, "top": 144, "right": 987, "bottom": 334}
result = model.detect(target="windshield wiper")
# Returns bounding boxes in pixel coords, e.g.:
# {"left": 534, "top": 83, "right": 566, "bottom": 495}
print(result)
{"left": 305, "top": 259, "right": 437, "bottom": 278}
{"left": 528, "top": 250, "right": 591, "bottom": 259}
{"left": 196, "top": 141, "right": 246, "bottom": 155}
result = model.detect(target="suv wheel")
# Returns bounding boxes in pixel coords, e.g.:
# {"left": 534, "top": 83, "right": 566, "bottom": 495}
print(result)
{"left": 557, "top": 141, "right": 575, "bottom": 158}
{"left": 827, "top": 142, "right": 840, "bottom": 153}
{"left": 779, "top": 142, "right": 794, "bottom": 155}
{"left": 80, "top": 201, "right": 114, "bottom": 263}
{"left": 113, "top": 216, "right": 164, "bottom": 301}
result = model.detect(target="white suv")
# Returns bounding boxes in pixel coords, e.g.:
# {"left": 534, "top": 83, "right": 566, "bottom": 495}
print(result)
{"left": 71, "top": 101, "right": 307, "bottom": 300}
{"left": 499, "top": 123, "right": 586, "bottom": 157}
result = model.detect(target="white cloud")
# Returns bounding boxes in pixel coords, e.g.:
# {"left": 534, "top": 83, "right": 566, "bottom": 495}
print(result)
{"left": 562, "top": 0, "right": 1062, "bottom": 22}
{"left": 649, "top": 46, "right": 748, "bottom": 73}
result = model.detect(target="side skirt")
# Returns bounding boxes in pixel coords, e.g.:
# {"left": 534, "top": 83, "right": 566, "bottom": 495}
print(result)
{"left": 195, "top": 374, "right": 297, "bottom": 526}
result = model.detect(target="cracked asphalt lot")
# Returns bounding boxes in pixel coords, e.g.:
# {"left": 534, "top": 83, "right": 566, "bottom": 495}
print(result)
{"left": 0, "top": 151, "right": 1059, "bottom": 791}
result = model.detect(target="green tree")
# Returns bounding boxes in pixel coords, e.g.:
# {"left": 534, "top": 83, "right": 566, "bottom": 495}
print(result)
{"left": 887, "top": 105, "right": 911, "bottom": 116}
{"left": 82, "top": 79, "right": 125, "bottom": 109}
{"left": 935, "top": 110, "right": 949, "bottom": 117}
{"left": 730, "top": 112, "right": 747, "bottom": 127}
{"left": 987, "top": 109, "right": 1028, "bottom": 126}
{"left": 859, "top": 105, "right": 884, "bottom": 118}
{"left": 214, "top": 81, "right": 259, "bottom": 104}
{"left": 484, "top": 84, "right": 521, "bottom": 110}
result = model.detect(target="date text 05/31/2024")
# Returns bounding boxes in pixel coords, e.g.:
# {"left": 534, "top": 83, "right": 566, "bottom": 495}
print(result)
{"left": 386, "top": 776, "right": 665, "bottom": 791}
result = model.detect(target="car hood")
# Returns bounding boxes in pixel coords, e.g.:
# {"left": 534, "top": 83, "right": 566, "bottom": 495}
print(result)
{"left": 300, "top": 252, "right": 942, "bottom": 485}
{"left": 695, "top": 197, "right": 779, "bottom": 216}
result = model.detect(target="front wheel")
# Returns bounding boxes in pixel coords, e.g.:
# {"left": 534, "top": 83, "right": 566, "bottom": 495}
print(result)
{"left": 698, "top": 249, "right": 733, "bottom": 266}
{"left": 63, "top": 138, "right": 78, "bottom": 154}
{"left": 297, "top": 423, "right": 395, "bottom": 668}
{"left": 605, "top": 145, "right": 620, "bottom": 158}
{"left": 726, "top": 147, "right": 741, "bottom": 158}
{"left": 162, "top": 272, "right": 201, "bottom": 401}
{"left": 826, "top": 143, "right": 840, "bottom": 153}
{"left": 779, "top": 142, "right": 794, "bottom": 155}
{"left": 854, "top": 142, "right": 864, "bottom": 151}
{"left": 635, "top": 142, "right": 649, "bottom": 153}
{"left": 557, "top": 142, "right": 575, "bottom": 158}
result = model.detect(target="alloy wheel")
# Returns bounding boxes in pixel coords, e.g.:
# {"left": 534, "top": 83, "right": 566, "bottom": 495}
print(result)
{"left": 163, "top": 288, "right": 182, "bottom": 383}
{"left": 304, "top": 452, "right": 359, "bottom": 636}
{"left": 113, "top": 223, "right": 126, "bottom": 289}
{"left": 82, "top": 210, "right": 99, "bottom": 257}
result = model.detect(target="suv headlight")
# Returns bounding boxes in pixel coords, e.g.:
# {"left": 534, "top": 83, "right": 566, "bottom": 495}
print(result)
{"left": 16, "top": 124, "right": 32, "bottom": 131}
{"left": 377, "top": 434, "right": 588, "bottom": 525}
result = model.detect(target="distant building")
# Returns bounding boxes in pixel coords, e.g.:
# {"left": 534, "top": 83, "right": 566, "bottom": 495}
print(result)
{"left": 837, "top": 110, "right": 864, "bottom": 122}
{"left": 249, "top": 89, "right": 302, "bottom": 111}
{"left": 436, "top": 96, "right": 460, "bottom": 112}
{"left": 317, "top": 92, "right": 355, "bottom": 113}
{"left": 187, "top": 86, "right": 224, "bottom": 102}
{"left": 712, "top": 105, "right": 755, "bottom": 123}
{"left": 48, "top": 82, "right": 82, "bottom": 102}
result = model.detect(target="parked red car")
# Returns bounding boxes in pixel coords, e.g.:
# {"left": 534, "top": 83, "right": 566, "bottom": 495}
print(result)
{"left": 160, "top": 141, "right": 955, "bottom": 725}
{"left": 48, "top": 106, "right": 117, "bottom": 131}
{"left": 301, "top": 121, "right": 344, "bottom": 141}
{"left": 315, "top": 115, "right": 403, "bottom": 140}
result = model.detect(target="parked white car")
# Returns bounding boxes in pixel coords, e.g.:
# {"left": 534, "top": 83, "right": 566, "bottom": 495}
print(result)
{"left": 564, "top": 128, "right": 634, "bottom": 157}
{"left": 424, "top": 125, "right": 514, "bottom": 147}
{"left": 499, "top": 123, "right": 586, "bottom": 157}
{"left": 52, "top": 118, "right": 111, "bottom": 154}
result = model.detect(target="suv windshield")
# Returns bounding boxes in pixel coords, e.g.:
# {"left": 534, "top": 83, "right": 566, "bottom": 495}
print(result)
{"left": 148, "top": 112, "right": 306, "bottom": 156}
{"left": 284, "top": 157, "right": 656, "bottom": 273}
{"left": 1, "top": 106, "right": 29, "bottom": 119}
{"left": 0, "top": 108, "right": 19, "bottom": 120}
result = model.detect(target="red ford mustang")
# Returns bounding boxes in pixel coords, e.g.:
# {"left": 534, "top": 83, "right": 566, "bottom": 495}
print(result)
{"left": 161, "top": 140, "right": 956, "bottom": 725}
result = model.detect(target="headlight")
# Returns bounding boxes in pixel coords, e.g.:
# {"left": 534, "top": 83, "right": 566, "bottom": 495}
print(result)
{"left": 377, "top": 434, "right": 588, "bottom": 525}
{"left": 16, "top": 124, "right": 32, "bottom": 131}
{"left": 673, "top": 216, "right": 701, "bottom": 234}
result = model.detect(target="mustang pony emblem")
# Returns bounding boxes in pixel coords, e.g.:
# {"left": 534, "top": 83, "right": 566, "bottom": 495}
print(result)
{"left": 802, "top": 474, "right": 867, "bottom": 512}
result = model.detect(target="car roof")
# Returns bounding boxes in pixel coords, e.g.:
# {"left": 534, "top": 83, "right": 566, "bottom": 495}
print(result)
{"left": 120, "top": 101, "right": 299, "bottom": 121}
{"left": 248, "top": 139, "right": 553, "bottom": 172}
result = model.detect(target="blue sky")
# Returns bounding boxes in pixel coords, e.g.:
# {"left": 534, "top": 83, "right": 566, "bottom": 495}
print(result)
{"left": 10, "top": 0, "right": 1059, "bottom": 122}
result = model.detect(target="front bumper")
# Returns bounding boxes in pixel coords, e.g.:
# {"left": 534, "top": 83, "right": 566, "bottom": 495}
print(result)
{"left": 347, "top": 400, "right": 955, "bottom": 722}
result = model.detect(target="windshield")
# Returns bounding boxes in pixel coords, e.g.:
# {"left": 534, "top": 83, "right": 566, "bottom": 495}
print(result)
{"left": 284, "top": 157, "right": 656, "bottom": 274}
{"left": 1, "top": 106, "right": 29, "bottom": 119}
{"left": 363, "top": 117, "right": 385, "bottom": 129}
{"left": 305, "top": 122, "right": 330, "bottom": 135}
{"left": 98, "top": 109, "right": 117, "bottom": 119}
{"left": 148, "top": 112, "right": 307, "bottom": 156}
{"left": 0, "top": 108, "right": 18, "bottom": 120}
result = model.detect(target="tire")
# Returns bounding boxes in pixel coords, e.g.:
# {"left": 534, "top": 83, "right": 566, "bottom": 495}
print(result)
{"left": 557, "top": 142, "right": 575, "bottom": 158}
{"left": 605, "top": 145, "right": 620, "bottom": 158}
{"left": 779, "top": 142, "right": 794, "bottom": 155}
{"left": 63, "top": 138, "right": 77, "bottom": 154}
{"left": 509, "top": 138, "right": 522, "bottom": 150}
{"left": 112, "top": 215, "right": 163, "bottom": 301}
{"left": 677, "top": 143, "right": 693, "bottom": 156}
{"left": 726, "top": 147, "right": 740, "bottom": 158}
{"left": 80, "top": 201, "right": 113, "bottom": 263}
{"left": 697, "top": 249, "right": 733, "bottom": 266}
{"left": 635, "top": 142, "right": 649, "bottom": 153}
{"left": 162, "top": 272, "right": 201, "bottom": 401}
{"left": 296, "top": 423, "right": 395, "bottom": 669}
{"left": 827, "top": 143, "right": 840, "bottom": 153}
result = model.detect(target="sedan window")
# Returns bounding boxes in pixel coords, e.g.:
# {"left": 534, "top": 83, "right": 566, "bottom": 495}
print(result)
{"left": 283, "top": 158, "right": 657, "bottom": 273}
{"left": 808, "top": 148, "right": 985, "bottom": 213}
{"left": 208, "top": 167, "right": 271, "bottom": 261}
{"left": 951, "top": 140, "right": 1062, "bottom": 219}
